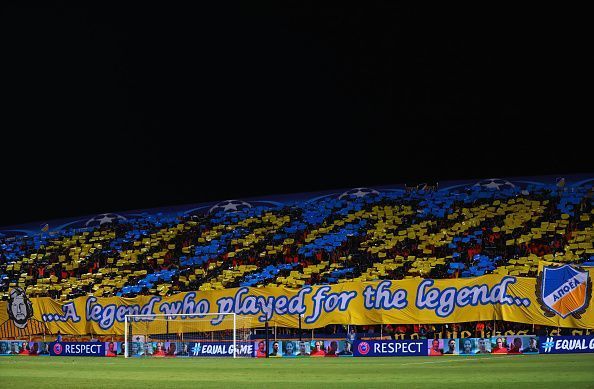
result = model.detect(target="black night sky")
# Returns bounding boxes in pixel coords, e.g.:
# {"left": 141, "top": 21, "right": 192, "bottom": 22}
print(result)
{"left": 1, "top": 3, "right": 591, "bottom": 226}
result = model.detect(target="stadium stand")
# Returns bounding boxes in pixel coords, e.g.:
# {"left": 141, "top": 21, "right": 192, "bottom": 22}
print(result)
{"left": 1, "top": 177, "right": 592, "bottom": 305}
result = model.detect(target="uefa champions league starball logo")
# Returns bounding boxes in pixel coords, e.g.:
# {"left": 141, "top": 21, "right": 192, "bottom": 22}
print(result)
{"left": 208, "top": 200, "right": 252, "bottom": 214}
{"left": 184, "top": 198, "right": 280, "bottom": 217}
{"left": 472, "top": 178, "right": 516, "bottom": 191}
{"left": 339, "top": 187, "right": 380, "bottom": 200}
{"left": 85, "top": 213, "right": 127, "bottom": 227}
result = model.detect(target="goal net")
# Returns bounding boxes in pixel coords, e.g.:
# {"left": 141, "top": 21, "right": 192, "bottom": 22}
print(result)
{"left": 124, "top": 313, "right": 254, "bottom": 358}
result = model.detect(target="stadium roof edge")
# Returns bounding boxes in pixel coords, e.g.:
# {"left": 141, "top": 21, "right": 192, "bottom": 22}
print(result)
{"left": 1, "top": 173, "right": 592, "bottom": 234}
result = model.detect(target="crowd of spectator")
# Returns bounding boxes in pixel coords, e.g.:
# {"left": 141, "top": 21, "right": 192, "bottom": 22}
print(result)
{"left": 0, "top": 181, "right": 592, "bottom": 302}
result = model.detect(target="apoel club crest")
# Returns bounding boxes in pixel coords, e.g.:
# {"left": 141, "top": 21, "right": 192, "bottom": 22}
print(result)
{"left": 536, "top": 264, "right": 592, "bottom": 319}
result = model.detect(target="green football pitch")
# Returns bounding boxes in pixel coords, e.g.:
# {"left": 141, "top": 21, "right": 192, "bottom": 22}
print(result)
{"left": 1, "top": 354, "right": 594, "bottom": 388}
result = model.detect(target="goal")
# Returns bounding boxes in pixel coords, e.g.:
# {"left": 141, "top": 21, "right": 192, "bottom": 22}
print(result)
{"left": 124, "top": 313, "right": 253, "bottom": 358}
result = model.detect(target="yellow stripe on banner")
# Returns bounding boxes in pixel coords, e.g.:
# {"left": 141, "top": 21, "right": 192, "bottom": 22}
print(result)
{"left": 1, "top": 270, "right": 593, "bottom": 335}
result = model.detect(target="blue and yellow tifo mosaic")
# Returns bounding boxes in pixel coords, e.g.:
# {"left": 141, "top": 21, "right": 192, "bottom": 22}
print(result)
{"left": 0, "top": 175, "right": 592, "bottom": 335}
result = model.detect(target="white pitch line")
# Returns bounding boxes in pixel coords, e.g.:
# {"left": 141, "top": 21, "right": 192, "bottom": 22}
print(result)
{"left": 401, "top": 355, "right": 521, "bottom": 366}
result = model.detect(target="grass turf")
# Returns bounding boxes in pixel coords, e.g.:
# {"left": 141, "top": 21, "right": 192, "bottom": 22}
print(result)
{"left": 1, "top": 354, "right": 594, "bottom": 388}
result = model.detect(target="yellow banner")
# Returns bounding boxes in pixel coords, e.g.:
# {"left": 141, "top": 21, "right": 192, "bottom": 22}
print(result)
{"left": 1, "top": 266, "right": 592, "bottom": 336}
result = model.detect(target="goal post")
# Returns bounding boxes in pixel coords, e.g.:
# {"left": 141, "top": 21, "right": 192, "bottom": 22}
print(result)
{"left": 124, "top": 313, "right": 253, "bottom": 358}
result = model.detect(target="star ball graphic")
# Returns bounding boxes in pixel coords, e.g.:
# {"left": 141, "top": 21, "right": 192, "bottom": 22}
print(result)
{"left": 339, "top": 188, "right": 380, "bottom": 200}
{"left": 209, "top": 200, "right": 252, "bottom": 214}
{"left": 472, "top": 178, "right": 516, "bottom": 191}
{"left": 85, "top": 213, "right": 127, "bottom": 227}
